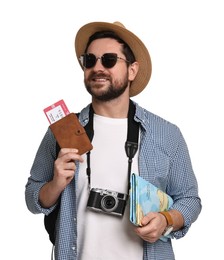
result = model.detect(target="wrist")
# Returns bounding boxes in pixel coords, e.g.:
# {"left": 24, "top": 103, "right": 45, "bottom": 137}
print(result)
{"left": 159, "top": 211, "right": 174, "bottom": 236}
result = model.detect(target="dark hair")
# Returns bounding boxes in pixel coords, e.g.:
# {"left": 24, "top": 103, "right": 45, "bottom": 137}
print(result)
{"left": 85, "top": 31, "right": 136, "bottom": 64}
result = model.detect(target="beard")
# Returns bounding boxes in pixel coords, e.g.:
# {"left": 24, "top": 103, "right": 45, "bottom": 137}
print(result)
{"left": 84, "top": 73, "right": 129, "bottom": 102}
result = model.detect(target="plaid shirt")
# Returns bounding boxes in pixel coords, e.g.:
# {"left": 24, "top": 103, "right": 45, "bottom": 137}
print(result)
{"left": 25, "top": 101, "right": 201, "bottom": 260}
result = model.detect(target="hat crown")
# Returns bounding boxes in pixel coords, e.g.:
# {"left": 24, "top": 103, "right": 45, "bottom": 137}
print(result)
{"left": 113, "top": 21, "right": 126, "bottom": 29}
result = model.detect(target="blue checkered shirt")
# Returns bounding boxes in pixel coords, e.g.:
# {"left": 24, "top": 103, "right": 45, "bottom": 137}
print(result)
{"left": 25, "top": 101, "right": 201, "bottom": 260}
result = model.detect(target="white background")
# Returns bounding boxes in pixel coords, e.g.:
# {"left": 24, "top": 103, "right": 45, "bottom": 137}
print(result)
{"left": 1, "top": 0, "right": 223, "bottom": 259}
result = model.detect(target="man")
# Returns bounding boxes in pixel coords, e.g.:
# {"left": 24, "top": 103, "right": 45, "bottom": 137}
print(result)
{"left": 25, "top": 21, "right": 202, "bottom": 260}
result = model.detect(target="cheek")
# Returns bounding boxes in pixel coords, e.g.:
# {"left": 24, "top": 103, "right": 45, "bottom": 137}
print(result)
{"left": 84, "top": 70, "right": 91, "bottom": 80}
{"left": 113, "top": 72, "right": 129, "bottom": 88}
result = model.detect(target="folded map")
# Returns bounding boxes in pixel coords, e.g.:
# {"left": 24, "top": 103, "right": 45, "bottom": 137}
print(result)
{"left": 130, "top": 173, "right": 173, "bottom": 241}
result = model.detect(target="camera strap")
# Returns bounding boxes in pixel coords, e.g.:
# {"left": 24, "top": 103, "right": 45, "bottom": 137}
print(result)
{"left": 85, "top": 99, "right": 140, "bottom": 194}
{"left": 125, "top": 101, "right": 139, "bottom": 193}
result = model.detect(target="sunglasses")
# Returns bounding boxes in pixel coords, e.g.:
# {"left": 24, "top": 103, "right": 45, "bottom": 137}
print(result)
{"left": 79, "top": 53, "right": 130, "bottom": 69}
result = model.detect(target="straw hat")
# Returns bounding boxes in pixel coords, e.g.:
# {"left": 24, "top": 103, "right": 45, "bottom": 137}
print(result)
{"left": 75, "top": 21, "right": 152, "bottom": 97}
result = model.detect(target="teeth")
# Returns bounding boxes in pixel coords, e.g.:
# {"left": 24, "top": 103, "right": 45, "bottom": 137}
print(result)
{"left": 94, "top": 78, "right": 107, "bottom": 81}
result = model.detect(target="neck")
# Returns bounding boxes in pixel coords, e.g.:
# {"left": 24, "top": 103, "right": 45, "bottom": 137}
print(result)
{"left": 92, "top": 96, "right": 130, "bottom": 118}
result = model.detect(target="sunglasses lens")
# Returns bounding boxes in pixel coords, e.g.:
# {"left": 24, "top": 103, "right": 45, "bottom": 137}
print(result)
{"left": 102, "top": 53, "right": 117, "bottom": 68}
{"left": 82, "top": 54, "right": 96, "bottom": 68}
{"left": 80, "top": 53, "right": 118, "bottom": 69}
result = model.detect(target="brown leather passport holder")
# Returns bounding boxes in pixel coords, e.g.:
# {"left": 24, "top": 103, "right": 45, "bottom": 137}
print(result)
{"left": 50, "top": 113, "right": 93, "bottom": 155}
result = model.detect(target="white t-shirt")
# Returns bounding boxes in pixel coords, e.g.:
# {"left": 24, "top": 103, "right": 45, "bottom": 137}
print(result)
{"left": 77, "top": 114, "right": 143, "bottom": 260}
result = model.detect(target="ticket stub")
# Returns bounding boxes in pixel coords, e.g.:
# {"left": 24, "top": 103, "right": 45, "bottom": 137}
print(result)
{"left": 43, "top": 99, "right": 70, "bottom": 124}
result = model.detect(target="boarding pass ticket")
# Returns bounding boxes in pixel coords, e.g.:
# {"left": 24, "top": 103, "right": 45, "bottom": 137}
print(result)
{"left": 43, "top": 99, "right": 70, "bottom": 124}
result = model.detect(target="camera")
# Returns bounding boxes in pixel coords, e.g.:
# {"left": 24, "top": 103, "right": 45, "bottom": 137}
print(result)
{"left": 87, "top": 188, "right": 128, "bottom": 216}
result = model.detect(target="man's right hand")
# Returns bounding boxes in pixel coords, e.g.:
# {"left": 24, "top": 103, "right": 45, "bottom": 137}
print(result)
{"left": 39, "top": 148, "right": 84, "bottom": 208}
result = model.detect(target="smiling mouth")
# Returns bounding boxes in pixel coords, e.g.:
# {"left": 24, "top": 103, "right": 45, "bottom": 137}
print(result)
{"left": 92, "top": 77, "right": 108, "bottom": 82}
{"left": 90, "top": 72, "right": 110, "bottom": 82}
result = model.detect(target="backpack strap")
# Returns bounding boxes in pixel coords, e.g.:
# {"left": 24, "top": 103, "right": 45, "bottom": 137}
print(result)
{"left": 44, "top": 113, "right": 80, "bottom": 245}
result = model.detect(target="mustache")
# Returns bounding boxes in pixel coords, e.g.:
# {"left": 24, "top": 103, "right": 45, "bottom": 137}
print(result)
{"left": 87, "top": 72, "right": 111, "bottom": 80}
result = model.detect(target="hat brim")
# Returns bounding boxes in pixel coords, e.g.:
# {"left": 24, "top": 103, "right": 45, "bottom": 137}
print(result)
{"left": 75, "top": 21, "right": 152, "bottom": 97}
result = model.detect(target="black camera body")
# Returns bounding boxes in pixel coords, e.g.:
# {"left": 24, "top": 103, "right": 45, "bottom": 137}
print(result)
{"left": 87, "top": 188, "right": 128, "bottom": 216}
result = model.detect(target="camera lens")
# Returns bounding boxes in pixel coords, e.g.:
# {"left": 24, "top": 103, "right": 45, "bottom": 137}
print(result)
{"left": 101, "top": 195, "right": 118, "bottom": 212}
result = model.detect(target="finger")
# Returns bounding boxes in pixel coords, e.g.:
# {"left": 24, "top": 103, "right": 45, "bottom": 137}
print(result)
{"left": 141, "top": 214, "right": 152, "bottom": 226}
{"left": 64, "top": 161, "right": 76, "bottom": 171}
{"left": 59, "top": 148, "right": 79, "bottom": 156}
{"left": 59, "top": 151, "right": 84, "bottom": 163}
{"left": 134, "top": 226, "right": 160, "bottom": 243}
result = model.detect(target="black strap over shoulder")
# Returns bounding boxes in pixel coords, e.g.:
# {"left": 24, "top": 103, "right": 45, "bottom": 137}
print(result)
{"left": 125, "top": 100, "right": 139, "bottom": 192}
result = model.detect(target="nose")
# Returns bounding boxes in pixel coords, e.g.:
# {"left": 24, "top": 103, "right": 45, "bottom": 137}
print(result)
{"left": 93, "top": 57, "right": 105, "bottom": 70}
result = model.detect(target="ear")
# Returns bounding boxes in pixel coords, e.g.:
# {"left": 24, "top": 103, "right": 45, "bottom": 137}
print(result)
{"left": 128, "top": 62, "right": 139, "bottom": 81}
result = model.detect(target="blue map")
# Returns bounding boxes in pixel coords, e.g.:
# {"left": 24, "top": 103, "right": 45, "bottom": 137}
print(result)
{"left": 129, "top": 173, "right": 173, "bottom": 241}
